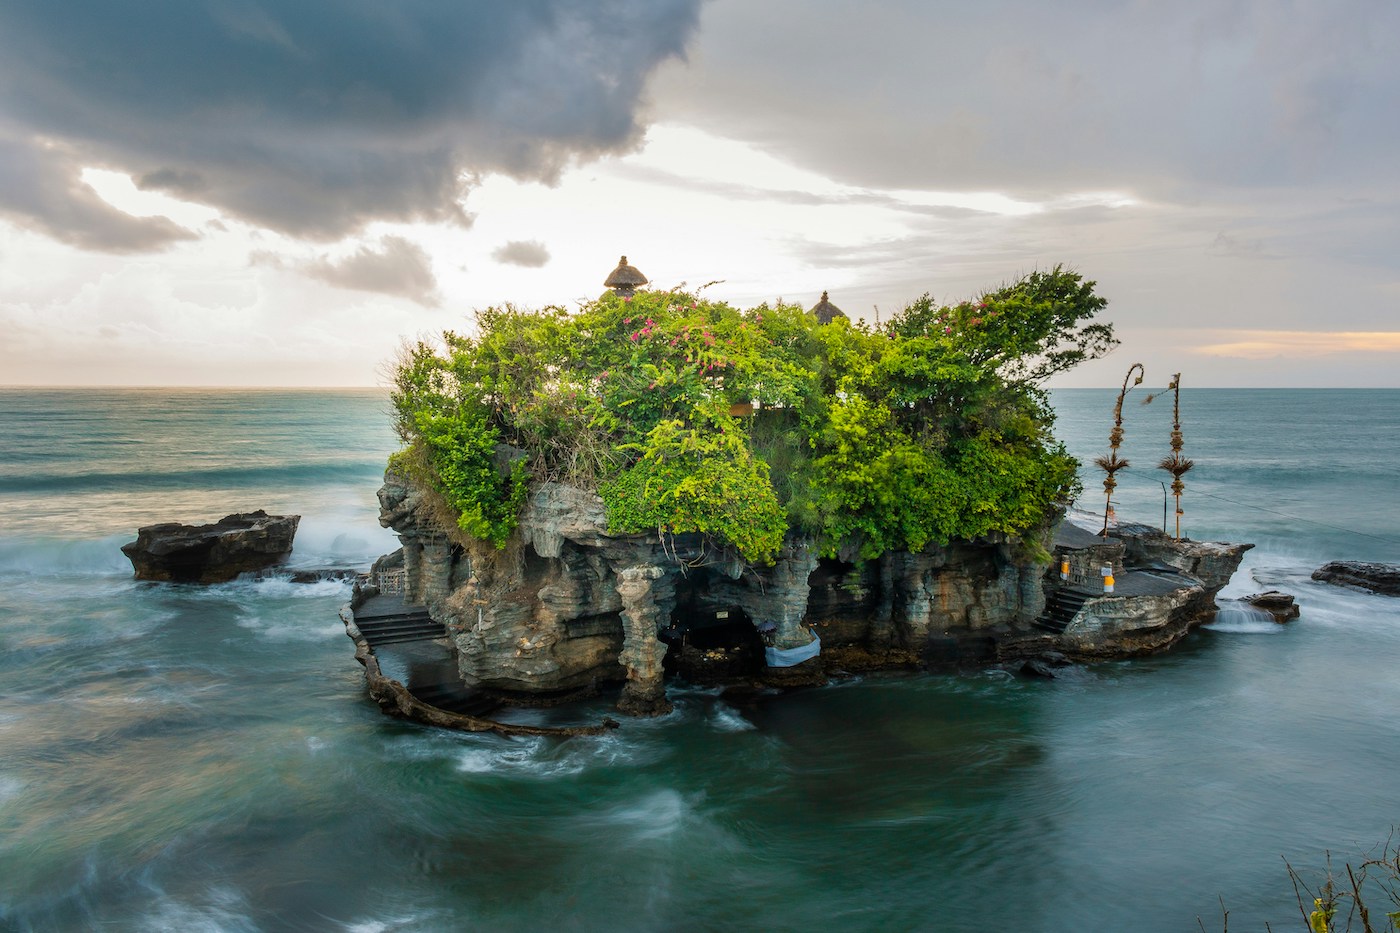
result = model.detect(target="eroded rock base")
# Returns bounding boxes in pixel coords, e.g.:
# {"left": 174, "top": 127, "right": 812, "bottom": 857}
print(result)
{"left": 371, "top": 476, "right": 1250, "bottom": 718}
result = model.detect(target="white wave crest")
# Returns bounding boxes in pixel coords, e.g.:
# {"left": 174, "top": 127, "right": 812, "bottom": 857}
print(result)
{"left": 1205, "top": 603, "right": 1287, "bottom": 634}
{"left": 0, "top": 534, "right": 134, "bottom": 577}
{"left": 234, "top": 610, "right": 343, "bottom": 643}
{"left": 136, "top": 884, "right": 256, "bottom": 933}
{"left": 342, "top": 911, "right": 450, "bottom": 933}
{"left": 583, "top": 788, "right": 695, "bottom": 842}
{"left": 709, "top": 702, "right": 756, "bottom": 732}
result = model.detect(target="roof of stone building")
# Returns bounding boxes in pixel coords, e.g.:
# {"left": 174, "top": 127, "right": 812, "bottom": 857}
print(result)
{"left": 810, "top": 290, "right": 847, "bottom": 324}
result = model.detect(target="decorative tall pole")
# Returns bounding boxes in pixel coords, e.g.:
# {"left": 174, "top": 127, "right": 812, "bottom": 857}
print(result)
{"left": 1095, "top": 362, "right": 1144, "bottom": 536}
{"left": 1146, "top": 373, "right": 1193, "bottom": 539}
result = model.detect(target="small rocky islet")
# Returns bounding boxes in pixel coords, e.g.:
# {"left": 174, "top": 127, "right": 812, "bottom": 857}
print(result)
{"left": 346, "top": 264, "right": 1263, "bottom": 729}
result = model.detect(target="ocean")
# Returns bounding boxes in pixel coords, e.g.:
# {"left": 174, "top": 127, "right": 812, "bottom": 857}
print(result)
{"left": 1, "top": 386, "right": 1398, "bottom": 931}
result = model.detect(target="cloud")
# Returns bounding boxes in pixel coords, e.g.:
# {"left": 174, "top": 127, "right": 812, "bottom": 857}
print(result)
{"left": 651, "top": 0, "right": 1400, "bottom": 196}
{"left": 492, "top": 239, "right": 552, "bottom": 268}
{"left": 1194, "top": 331, "right": 1400, "bottom": 358}
{"left": 300, "top": 235, "right": 441, "bottom": 306}
{"left": 0, "top": 135, "right": 197, "bottom": 253}
{"left": 0, "top": 1, "right": 702, "bottom": 243}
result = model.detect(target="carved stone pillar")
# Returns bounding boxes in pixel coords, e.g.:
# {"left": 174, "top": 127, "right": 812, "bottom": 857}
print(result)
{"left": 614, "top": 565, "right": 675, "bottom": 716}
{"left": 420, "top": 538, "right": 454, "bottom": 606}
{"left": 767, "top": 542, "right": 819, "bottom": 650}
{"left": 402, "top": 540, "right": 424, "bottom": 605}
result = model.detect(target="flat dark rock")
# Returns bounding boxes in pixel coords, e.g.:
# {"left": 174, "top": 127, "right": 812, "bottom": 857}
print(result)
{"left": 1243, "top": 590, "right": 1300, "bottom": 621}
{"left": 1311, "top": 561, "right": 1400, "bottom": 597}
{"left": 121, "top": 510, "right": 300, "bottom": 583}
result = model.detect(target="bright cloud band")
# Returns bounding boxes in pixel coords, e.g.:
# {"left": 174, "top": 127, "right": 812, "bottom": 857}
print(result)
{"left": 1194, "top": 331, "right": 1400, "bottom": 359}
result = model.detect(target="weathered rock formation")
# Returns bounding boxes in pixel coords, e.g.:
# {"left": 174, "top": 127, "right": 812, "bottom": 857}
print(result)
{"left": 1312, "top": 561, "right": 1400, "bottom": 596}
{"left": 1244, "top": 590, "right": 1300, "bottom": 622}
{"left": 122, "top": 511, "right": 300, "bottom": 583}
{"left": 372, "top": 475, "right": 1251, "bottom": 716}
{"left": 1047, "top": 522, "right": 1253, "bottom": 658}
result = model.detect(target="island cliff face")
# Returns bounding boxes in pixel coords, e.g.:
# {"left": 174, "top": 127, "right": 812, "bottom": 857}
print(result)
{"left": 374, "top": 473, "right": 1248, "bottom": 717}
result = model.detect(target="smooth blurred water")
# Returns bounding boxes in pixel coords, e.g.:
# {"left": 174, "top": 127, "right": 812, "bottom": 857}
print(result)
{"left": 1, "top": 387, "right": 1398, "bottom": 932}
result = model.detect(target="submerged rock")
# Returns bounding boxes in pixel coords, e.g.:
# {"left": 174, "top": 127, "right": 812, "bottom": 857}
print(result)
{"left": 1243, "top": 590, "right": 1300, "bottom": 622}
{"left": 1311, "top": 561, "right": 1400, "bottom": 597}
{"left": 121, "top": 511, "right": 300, "bottom": 583}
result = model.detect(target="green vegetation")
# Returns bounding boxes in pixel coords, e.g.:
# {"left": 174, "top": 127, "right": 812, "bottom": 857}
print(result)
{"left": 389, "top": 266, "right": 1116, "bottom": 565}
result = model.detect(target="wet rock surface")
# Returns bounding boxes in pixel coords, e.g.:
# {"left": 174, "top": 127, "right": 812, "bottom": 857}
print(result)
{"left": 122, "top": 510, "right": 300, "bottom": 583}
{"left": 372, "top": 474, "right": 1253, "bottom": 717}
{"left": 1243, "top": 590, "right": 1300, "bottom": 621}
{"left": 1312, "top": 561, "right": 1400, "bottom": 596}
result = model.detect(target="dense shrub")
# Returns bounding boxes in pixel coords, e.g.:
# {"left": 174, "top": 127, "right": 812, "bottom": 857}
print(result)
{"left": 389, "top": 266, "right": 1115, "bottom": 565}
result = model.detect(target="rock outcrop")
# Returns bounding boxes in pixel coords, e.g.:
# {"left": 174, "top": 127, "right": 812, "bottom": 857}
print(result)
{"left": 372, "top": 474, "right": 1250, "bottom": 716}
{"left": 1312, "top": 561, "right": 1400, "bottom": 596}
{"left": 1044, "top": 521, "right": 1252, "bottom": 658}
{"left": 1244, "top": 590, "right": 1300, "bottom": 622}
{"left": 122, "top": 511, "right": 300, "bottom": 583}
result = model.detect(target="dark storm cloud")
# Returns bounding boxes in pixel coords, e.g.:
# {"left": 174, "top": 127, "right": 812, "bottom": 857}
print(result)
{"left": 492, "top": 239, "right": 551, "bottom": 268}
{"left": 0, "top": 135, "right": 197, "bottom": 252}
{"left": 0, "top": 0, "right": 702, "bottom": 248}
{"left": 301, "top": 236, "right": 441, "bottom": 305}
{"left": 655, "top": 0, "right": 1400, "bottom": 196}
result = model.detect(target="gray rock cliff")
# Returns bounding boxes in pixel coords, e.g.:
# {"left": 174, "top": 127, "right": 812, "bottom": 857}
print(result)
{"left": 373, "top": 475, "right": 1249, "bottom": 715}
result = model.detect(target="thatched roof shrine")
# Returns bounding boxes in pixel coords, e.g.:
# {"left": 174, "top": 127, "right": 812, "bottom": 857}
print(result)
{"left": 604, "top": 256, "right": 648, "bottom": 297}
{"left": 810, "top": 291, "right": 847, "bottom": 324}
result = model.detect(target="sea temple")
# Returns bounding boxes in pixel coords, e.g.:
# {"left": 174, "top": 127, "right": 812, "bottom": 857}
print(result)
{"left": 341, "top": 258, "right": 1252, "bottom": 735}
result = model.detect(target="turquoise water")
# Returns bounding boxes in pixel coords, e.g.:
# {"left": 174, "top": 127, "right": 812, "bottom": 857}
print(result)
{"left": 1, "top": 387, "right": 1398, "bottom": 931}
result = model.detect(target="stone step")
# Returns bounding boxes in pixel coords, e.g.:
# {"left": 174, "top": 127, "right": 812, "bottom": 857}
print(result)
{"left": 354, "top": 609, "right": 433, "bottom": 625}
{"left": 361, "top": 629, "right": 445, "bottom": 646}
{"left": 356, "top": 618, "right": 440, "bottom": 634}
{"left": 1035, "top": 587, "right": 1094, "bottom": 634}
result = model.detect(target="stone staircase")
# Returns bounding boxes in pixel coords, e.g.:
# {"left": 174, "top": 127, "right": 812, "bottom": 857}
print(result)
{"left": 1035, "top": 586, "right": 1094, "bottom": 634}
{"left": 353, "top": 594, "right": 446, "bottom": 647}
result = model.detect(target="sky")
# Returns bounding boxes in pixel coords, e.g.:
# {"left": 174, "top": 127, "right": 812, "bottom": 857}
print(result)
{"left": 1, "top": 0, "right": 1397, "bottom": 388}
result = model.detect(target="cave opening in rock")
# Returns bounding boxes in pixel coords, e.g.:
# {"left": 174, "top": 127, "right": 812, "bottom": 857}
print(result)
{"left": 661, "top": 570, "right": 766, "bottom": 682}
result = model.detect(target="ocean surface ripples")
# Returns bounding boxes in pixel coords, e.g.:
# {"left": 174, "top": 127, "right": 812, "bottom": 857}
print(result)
{"left": 1, "top": 388, "right": 1398, "bottom": 931}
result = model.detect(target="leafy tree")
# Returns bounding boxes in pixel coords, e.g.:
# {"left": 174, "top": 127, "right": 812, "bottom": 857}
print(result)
{"left": 388, "top": 267, "right": 1116, "bottom": 565}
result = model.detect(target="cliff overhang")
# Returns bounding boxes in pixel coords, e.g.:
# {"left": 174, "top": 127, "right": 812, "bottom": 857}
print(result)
{"left": 361, "top": 475, "right": 1250, "bottom": 719}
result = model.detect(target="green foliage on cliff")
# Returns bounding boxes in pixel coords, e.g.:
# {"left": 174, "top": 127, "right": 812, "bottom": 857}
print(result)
{"left": 389, "top": 266, "right": 1115, "bottom": 564}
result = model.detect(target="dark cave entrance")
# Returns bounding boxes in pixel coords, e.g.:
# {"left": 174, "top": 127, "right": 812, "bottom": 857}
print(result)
{"left": 660, "top": 573, "right": 766, "bottom": 682}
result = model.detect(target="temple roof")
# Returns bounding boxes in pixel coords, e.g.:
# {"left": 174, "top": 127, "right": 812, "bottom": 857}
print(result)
{"left": 604, "top": 255, "right": 648, "bottom": 290}
{"left": 810, "top": 290, "right": 847, "bottom": 324}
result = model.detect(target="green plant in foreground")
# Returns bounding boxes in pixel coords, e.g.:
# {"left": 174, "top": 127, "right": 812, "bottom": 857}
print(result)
{"left": 1202, "top": 835, "right": 1400, "bottom": 933}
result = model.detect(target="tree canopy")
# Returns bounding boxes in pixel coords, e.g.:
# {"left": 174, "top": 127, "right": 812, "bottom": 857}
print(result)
{"left": 389, "top": 265, "right": 1115, "bottom": 565}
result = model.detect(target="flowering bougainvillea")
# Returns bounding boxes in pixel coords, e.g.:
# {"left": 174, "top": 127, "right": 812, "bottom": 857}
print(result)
{"left": 389, "top": 266, "right": 1116, "bottom": 564}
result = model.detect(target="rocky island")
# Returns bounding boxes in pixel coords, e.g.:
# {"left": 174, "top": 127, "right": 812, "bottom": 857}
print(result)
{"left": 123, "top": 510, "right": 300, "bottom": 582}
{"left": 348, "top": 263, "right": 1249, "bottom": 726}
